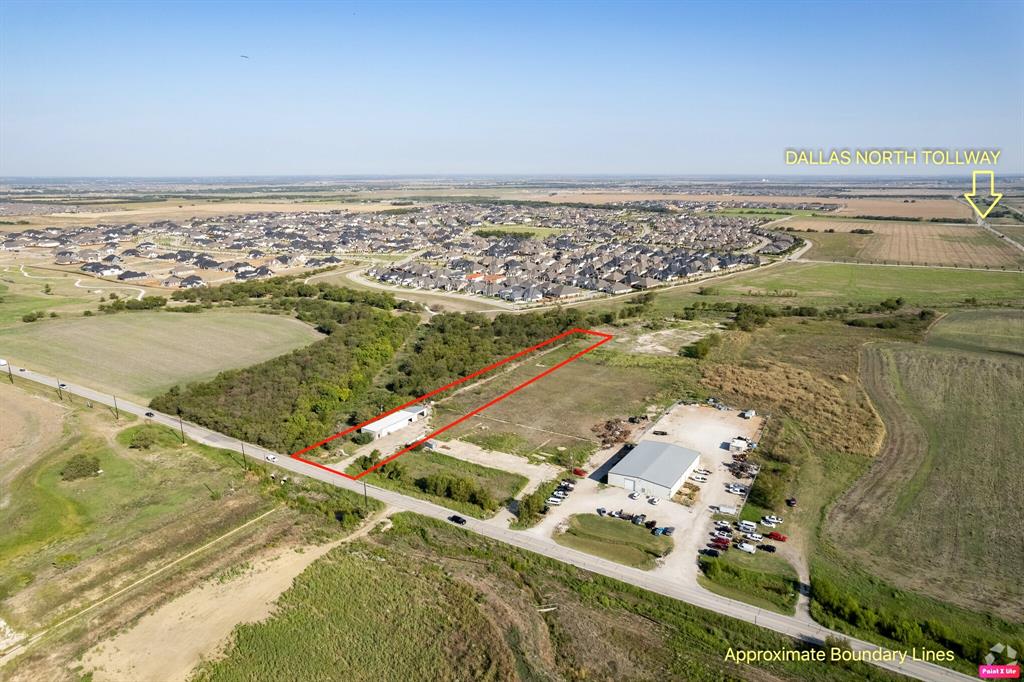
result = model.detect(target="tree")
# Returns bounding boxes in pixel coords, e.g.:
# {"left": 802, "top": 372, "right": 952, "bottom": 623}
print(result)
{"left": 61, "top": 453, "right": 101, "bottom": 480}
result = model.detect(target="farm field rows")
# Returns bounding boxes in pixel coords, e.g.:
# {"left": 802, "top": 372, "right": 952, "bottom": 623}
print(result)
{"left": 789, "top": 219, "right": 1024, "bottom": 267}
{"left": 0, "top": 310, "right": 322, "bottom": 403}
{"left": 828, "top": 310, "right": 1024, "bottom": 619}
{"left": 654, "top": 261, "right": 1024, "bottom": 308}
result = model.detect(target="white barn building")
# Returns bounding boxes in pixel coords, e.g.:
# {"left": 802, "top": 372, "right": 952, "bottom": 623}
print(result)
{"left": 606, "top": 440, "right": 701, "bottom": 498}
{"left": 360, "top": 404, "right": 430, "bottom": 440}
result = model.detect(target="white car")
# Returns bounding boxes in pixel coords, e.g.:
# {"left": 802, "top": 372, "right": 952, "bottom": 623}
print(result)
{"left": 714, "top": 521, "right": 733, "bottom": 530}
{"left": 546, "top": 497, "right": 563, "bottom": 506}
{"left": 763, "top": 515, "right": 784, "bottom": 525}
{"left": 736, "top": 542, "right": 757, "bottom": 554}
{"left": 691, "top": 475, "right": 708, "bottom": 483}
{"left": 552, "top": 490, "right": 568, "bottom": 498}
{"left": 629, "top": 491, "right": 640, "bottom": 500}
{"left": 761, "top": 521, "right": 777, "bottom": 529}
{"left": 648, "top": 497, "right": 661, "bottom": 505}
{"left": 744, "top": 532, "right": 764, "bottom": 541}
{"left": 713, "top": 531, "right": 732, "bottom": 540}
{"left": 265, "top": 454, "right": 278, "bottom": 463}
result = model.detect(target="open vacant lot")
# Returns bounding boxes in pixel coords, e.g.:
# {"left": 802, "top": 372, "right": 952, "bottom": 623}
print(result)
{"left": 792, "top": 219, "right": 1024, "bottom": 267}
{"left": 189, "top": 513, "right": 894, "bottom": 682}
{"left": 554, "top": 514, "right": 673, "bottom": 570}
{"left": 436, "top": 343, "right": 702, "bottom": 463}
{"left": 828, "top": 310, "right": 1024, "bottom": 619}
{"left": 663, "top": 261, "right": 1024, "bottom": 307}
{"left": 0, "top": 310, "right": 321, "bottom": 402}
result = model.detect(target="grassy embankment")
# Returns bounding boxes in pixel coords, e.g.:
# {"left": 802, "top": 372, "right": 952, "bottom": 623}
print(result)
{"left": 554, "top": 514, "right": 673, "bottom": 570}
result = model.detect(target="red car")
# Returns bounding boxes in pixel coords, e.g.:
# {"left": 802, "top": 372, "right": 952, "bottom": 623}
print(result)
{"left": 711, "top": 537, "right": 731, "bottom": 547}
{"left": 572, "top": 468, "right": 588, "bottom": 477}
{"left": 767, "top": 531, "right": 788, "bottom": 542}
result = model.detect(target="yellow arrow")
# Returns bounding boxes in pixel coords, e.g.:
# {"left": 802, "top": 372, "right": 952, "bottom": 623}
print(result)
{"left": 964, "top": 169, "right": 1003, "bottom": 220}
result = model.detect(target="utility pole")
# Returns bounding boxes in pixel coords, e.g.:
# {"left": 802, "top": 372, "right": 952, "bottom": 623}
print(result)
{"left": 56, "top": 379, "right": 63, "bottom": 400}
{"left": 6, "top": 363, "right": 12, "bottom": 384}
{"left": 112, "top": 395, "right": 120, "bottom": 420}
{"left": 363, "top": 480, "right": 369, "bottom": 511}
{"left": 177, "top": 414, "right": 185, "bottom": 443}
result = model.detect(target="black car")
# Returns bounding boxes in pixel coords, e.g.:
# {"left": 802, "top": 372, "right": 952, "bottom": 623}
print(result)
{"left": 701, "top": 548, "right": 721, "bottom": 558}
{"left": 757, "top": 544, "right": 777, "bottom": 553}
{"left": 145, "top": 411, "right": 155, "bottom": 418}
{"left": 644, "top": 519, "right": 658, "bottom": 529}
{"left": 448, "top": 515, "right": 467, "bottom": 526}
{"left": 663, "top": 527, "right": 676, "bottom": 536}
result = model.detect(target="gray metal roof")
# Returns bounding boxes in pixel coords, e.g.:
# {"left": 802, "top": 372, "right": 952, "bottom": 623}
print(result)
{"left": 608, "top": 440, "right": 700, "bottom": 488}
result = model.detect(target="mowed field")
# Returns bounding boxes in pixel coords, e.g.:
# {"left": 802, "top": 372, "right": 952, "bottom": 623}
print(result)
{"left": 660, "top": 261, "right": 1024, "bottom": 307}
{"left": 435, "top": 343, "right": 701, "bottom": 461}
{"left": 828, "top": 310, "right": 1024, "bottom": 619}
{"left": 790, "top": 219, "right": 1024, "bottom": 267}
{"left": 0, "top": 310, "right": 321, "bottom": 403}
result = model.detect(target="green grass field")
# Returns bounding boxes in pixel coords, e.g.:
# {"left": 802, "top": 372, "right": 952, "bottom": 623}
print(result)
{"left": 437, "top": 343, "right": 702, "bottom": 464}
{"left": 193, "top": 513, "right": 899, "bottom": 682}
{"left": 347, "top": 449, "right": 528, "bottom": 518}
{"left": 828, "top": 310, "right": 1024, "bottom": 619}
{"left": 698, "top": 552, "right": 800, "bottom": 614}
{"left": 0, "top": 310, "right": 321, "bottom": 402}
{"left": 654, "top": 262, "right": 1024, "bottom": 309}
{"left": 554, "top": 514, "right": 673, "bottom": 569}
{"left": 0, "top": 385, "right": 272, "bottom": 632}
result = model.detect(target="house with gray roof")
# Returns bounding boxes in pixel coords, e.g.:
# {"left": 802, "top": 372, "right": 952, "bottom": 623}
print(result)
{"left": 606, "top": 440, "right": 700, "bottom": 498}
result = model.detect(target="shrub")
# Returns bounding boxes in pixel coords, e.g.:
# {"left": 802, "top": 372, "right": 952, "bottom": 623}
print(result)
{"left": 60, "top": 453, "right": 101, "bottom": 481}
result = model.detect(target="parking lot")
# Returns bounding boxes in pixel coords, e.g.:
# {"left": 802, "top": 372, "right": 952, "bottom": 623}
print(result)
{"left": 518, "top": 403, "right": 766, "bottom": 584}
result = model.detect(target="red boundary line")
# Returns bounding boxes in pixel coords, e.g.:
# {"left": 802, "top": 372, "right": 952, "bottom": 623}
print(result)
{"left": 290, "top": 328, "right": 613, "bottom": 480}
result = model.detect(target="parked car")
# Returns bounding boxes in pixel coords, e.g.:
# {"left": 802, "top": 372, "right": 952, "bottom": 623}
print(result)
{"left": 265, "top": 454, "right": 278, "bottom": 463}
{"left": 713, "top": 531, "right": 732, "bottom": 540}
{"left": 448, "top": 515, "right": 467, "bottom": 526}
{"left": 597, "top": 507, "right": 607, "bottom": 516}
{"left": 560, "top": 481, "right": 576, "bottom": 490}
{"left": 711, "top": 538, "right": 731, "bottom": 547}
{"left": 631, "top": 514, "right": 646, "bottom": 525}
{"left": 736, "top": 542, "right": 757, "bottom": 554}
{"left": 744, "top": 532, "right": 764, "bottom": 541}
{"left": 662, "top": 527, "right": 675, "bottom": 536}
{"left": 629, "top": 491, "right": 641, "bottom": 500}
{"left": 552, "top": 490, "right": 568, "bottom": 498}
{"left": 653, "top": 430, "right": 668, "bottom": 436}
{"left": 786, "top": 497, "right": 798, "bottom": 507}
{"left": 691, "top": 475, "right": 708, "bottom": 483}
{"left": 652, "top": 527, "right": 665, "bottom": 536}
{"left": 695, "top": 468, "right": 712, "bottom": 476}
{"left": 546, "top": 497, "right": 562, "bottom": 506}
{"left": 763, "top": 515, "right": 784, "bottom": 525}
{"left": 572, "top": 468, "right": 588, "bottom": 477}
{"left": 648, "top": 497, "right": 661, "bottom": 505}
{"left": 645, "top": 519, "right": 658, "bottom": 529}
{"left": 757, "top": 544, "right": 777, "bottom": 553}
{"left": 767, "top": 531, "right": 789, "bottom": 542}
{"left": 702, "top": 548, "right": 721, "bottom": 558}
{"left": 714, "top": 520, "right": 733, "bottom": 530}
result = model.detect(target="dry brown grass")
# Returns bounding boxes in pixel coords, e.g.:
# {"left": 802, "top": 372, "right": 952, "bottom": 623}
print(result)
{"left": 788, "top": 219, "right": 1024, "bottom": 267}
{"left": 701, "top": 360, "right": 882, "bottom": 458}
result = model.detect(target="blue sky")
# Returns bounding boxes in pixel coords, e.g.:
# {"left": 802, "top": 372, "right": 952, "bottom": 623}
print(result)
{"left": 1, "top": 0, "right": 1021, "bottom": 176}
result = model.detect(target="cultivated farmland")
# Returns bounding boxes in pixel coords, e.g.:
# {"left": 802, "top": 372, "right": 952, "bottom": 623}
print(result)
{"left": 791, "top": 219, "right": 1024, "bottom": 268}
{"left": 0, "top": 310, "right": 321, "bottom": 403}
{"left": 658, "top": 262, "right": 1024, "bottom": 307}
{"left": 828, "top": 310, "right": 1024, "bottom": 619}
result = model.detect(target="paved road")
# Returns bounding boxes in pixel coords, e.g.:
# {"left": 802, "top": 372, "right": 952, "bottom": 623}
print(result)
{"left": 7, "top": 367, "right": 972, "bottom": 682}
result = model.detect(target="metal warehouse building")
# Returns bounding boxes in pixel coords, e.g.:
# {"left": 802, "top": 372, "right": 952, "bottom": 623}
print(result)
{"left": 606, "top": 440, "right": 701, "bottom": 498}
{"left": 360, "top": 404, "right": 429, "bottom": 440}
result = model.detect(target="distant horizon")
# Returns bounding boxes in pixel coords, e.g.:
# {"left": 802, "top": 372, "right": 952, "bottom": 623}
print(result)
{"left": 2, "top": 0, "right": 1020, "bottom": 177}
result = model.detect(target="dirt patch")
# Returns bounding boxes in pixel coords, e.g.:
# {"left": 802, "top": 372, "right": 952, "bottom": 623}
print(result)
{"left": 80, "top": 509, "right": 391, "bottom": 682}
{"left": 0, "top": 382, "right": 69, "bottom": 507}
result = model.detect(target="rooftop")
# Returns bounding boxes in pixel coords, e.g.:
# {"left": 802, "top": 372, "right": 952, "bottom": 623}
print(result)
{"left": 608, "top": 440, "right": 700, "bottom": 488}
